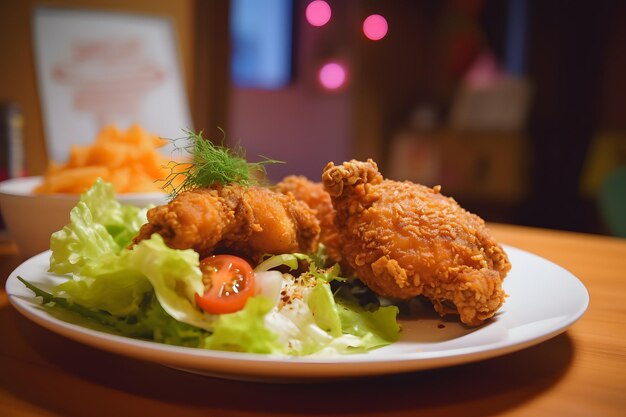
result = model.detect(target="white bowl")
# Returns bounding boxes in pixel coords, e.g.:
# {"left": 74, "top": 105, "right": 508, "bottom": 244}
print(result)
{"left": 0, "top": 176, "right": 168, "bottom": 258}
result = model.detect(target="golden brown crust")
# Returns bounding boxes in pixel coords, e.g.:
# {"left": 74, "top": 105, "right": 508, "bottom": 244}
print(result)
{"left": 274, "top": 175, "right": 343, "bottom": 264}
{"left": 133, "top": 184, "right": 320, "bottom": 261}
{"left": 322, "top": 159, "right": 511, "bottom": 326}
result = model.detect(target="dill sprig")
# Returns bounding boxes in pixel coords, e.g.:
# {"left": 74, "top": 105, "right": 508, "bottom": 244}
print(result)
{"left": 162, "top": 129, "right": 282, "bottom": 196}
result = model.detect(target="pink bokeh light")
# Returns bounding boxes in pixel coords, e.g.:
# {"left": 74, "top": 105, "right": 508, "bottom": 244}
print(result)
{"left": 306, "top": 1, "right": 332, "bottom": 27}
{"left": 363, "top": 14, "right": 388, "bottom": 41}
{"left": 319, "top": 62, "right": 346, "bottom": 90}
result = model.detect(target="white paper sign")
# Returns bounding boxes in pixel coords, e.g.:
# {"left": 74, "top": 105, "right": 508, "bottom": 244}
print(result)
{"left": 33, "top": 7, "right": 192, "bottom": 162}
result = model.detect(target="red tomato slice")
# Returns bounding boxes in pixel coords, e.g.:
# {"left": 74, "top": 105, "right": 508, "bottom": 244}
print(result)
{"left": 194, "top": 255, "right": 255, "bottom": 314}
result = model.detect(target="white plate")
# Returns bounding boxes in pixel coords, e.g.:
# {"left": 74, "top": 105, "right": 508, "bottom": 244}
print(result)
{"left": 5, "top": 245, "right": 589, "bottom": 382}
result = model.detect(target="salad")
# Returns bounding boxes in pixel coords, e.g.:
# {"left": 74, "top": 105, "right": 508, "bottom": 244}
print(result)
{"left": 19, "top": 179, "right": 400, "bottom": 356}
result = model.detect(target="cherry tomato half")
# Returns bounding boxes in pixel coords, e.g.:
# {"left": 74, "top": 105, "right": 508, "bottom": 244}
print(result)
{"left": 194, "top": 255, "right": 255, "bottom": 314}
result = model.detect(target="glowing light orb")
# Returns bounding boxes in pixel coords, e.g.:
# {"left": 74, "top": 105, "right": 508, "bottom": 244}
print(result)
{"left": 319, "top": 62, "right": 346, "bottom": 90}
{"left": 306, "top": 1, "right": 331, "bottom": 27}
{"left": 363, "top": 14, "right": 388, "bottom": 40}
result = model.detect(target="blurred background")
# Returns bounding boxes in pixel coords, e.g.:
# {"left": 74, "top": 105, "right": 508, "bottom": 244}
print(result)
{"left": 1, "top": 0, "right": 625, "bottom": 237}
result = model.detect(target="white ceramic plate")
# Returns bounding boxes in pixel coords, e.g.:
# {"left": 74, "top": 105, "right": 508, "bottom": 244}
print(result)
{"left": 6, "top": 245, "right": 589, "bottom": 381}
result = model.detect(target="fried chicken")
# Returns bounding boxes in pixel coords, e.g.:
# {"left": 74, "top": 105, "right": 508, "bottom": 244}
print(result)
{"left": 133, "top": 184, "right": 320, "bottom": 261}
{"left": 274, "top": 176, "right": 343, "bottom": 264}
{"left": 322, "top": 159, "right": 511, "bottom": 326}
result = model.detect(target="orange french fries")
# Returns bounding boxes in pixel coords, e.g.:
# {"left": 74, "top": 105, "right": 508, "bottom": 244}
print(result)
{"left": 35, "top": 124, "right": 183, "bottom": 195}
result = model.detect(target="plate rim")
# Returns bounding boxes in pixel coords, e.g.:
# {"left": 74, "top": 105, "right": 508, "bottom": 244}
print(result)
{"left": 5, "top": 245, "right": 590, "bottom": 379}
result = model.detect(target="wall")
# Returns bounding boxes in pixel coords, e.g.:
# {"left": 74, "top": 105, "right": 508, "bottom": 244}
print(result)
{"left": 229, "top": 0, "right": 351, "bottom": 182}
{"left": 0, "top": 0, "right": 195, "bottom": 175}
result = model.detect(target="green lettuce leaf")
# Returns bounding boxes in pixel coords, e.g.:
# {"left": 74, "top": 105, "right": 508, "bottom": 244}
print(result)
{"left": 307, "top": 279, "right": 342, "bottom": 337}
{"left": 43, "top": 179, "right": 401, "bottom": 356}
{"left": 48, "top": 180, "right": 210, "bottom": 325}
{"left": 133, "top": 293, "right": 209, "bottom": 347}
{"left": 49, "top": 201, "right": 120, "bottom": 275}
{"left": 79, "top": 178, "right": 149, "bottom": 248}
{"left": 54, "top": 260, "right": 151, "bottom": 317}
{"left": 336, "top": 300, "right": 400, "bottom": 350}
{"left": 204, "top": 296, "right": 285, "bottom": 354}
{"left": 49, "top": 179, "right": 147, "bottom": 275}
{"left": 21, "top": 277, "right": 209, "bottom": 347}
{"left": 254, "top": 253, "right": 311, "bottom": 272}
{"left": 256, "top": 257, "right": 398, "bottom": 355}
{"left": 128, "top": 234, "right": 211, "bottom": 330}
{"left": 54, "top": 232, "right": 208, "bottom": 325}
{"left": 306, "top": 278, "right": 400, "bottom": 353}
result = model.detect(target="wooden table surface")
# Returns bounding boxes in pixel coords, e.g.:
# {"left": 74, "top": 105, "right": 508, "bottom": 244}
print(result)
{"left": 1, "top": 223, "right": 625, "bottom": 417}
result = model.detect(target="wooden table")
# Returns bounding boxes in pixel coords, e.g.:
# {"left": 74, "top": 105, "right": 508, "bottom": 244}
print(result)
{"left": 1, "top": 224, "right": 625, "bottom": 417}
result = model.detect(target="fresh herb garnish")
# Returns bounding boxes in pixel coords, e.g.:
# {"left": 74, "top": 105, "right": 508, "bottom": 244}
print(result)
{"left": 162, "top": 129, "right": 282, "bottom": 196}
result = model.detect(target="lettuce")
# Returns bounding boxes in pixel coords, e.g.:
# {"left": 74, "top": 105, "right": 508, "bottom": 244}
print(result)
{"left": 54, "top": 263, "right": 150, "bottom": 316}
{"left": 48, "top": 179, "right": 211, "bottom": 328}
{"left": 49, "top": 179, "right": 147, "bottom": 275}
{"left": 254, "top": 246, "right": 337, "bottom": 274}
{"left": 256, "top": 253, "right": 400, "bottom": 353}
{"left": 21, "top": 276, "right": 208, "bottom": 347}
{"left": 204, "top": 297, "right": 285, "bottom": 354}
{"left": 79, "top": 178, "right": 148, "bottom": 248}
{"left": 308, "top": 279, "right": 342, "bottom": 336}
{"left": 133, "top": 294, "right": 209, "bottom": 347}
{"left": 127, "top": 235, "right": 212, "bottom": 330}
{"left": 254, "top": 253, "right": 311, "bottom": 272}
{"left": 49, "top": 201, "right": 120, "bottom": 275}
{"left": 261, "top": 276, "right": 399, "bottom": 356}
{"left": 336, "top": 301, "right": 400, "bottom": 350}
{"left": 54, "top": 233, "right": 213, "bottom": 330}
{"left": 308, "top": 279, "right": 400, "bottom": 353}
{"left": 36, "top": 180, "right": 402, "bottom": 356}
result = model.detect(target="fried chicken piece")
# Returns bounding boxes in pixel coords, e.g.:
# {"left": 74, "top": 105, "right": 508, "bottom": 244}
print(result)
{"left": 322, "top": 159, "right": 511, "bottom": 326}
{"left": 133, "top": 184, "right": 320, "bottom": 261}
{"left": 274, "top": 176, "right": 343, "bottom": 264}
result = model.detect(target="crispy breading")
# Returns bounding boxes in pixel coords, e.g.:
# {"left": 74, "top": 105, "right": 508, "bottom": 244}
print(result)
{"left": 133, "top": 184, "right": 320, "bottom": 261}
{"left": 322, "top": 159, "right": 511, "bottom": 326}
{"left": 274, "top": 176, "right": 343, "bottom": 264}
